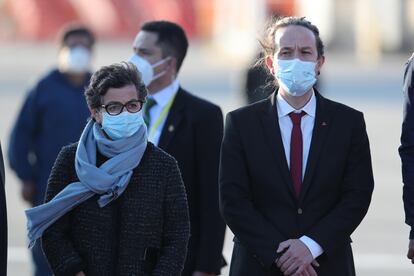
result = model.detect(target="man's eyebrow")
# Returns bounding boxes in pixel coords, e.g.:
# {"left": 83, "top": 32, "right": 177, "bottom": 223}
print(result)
{"left": 279, "top": 46, "right": 294, "bottom": 50}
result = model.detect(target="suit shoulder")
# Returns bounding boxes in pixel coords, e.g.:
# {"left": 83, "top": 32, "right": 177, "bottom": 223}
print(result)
{"left": 35, "top": 69, "right": 60, "bottom": 87}
{"left": 144, "top": 143, "right": 178, "bottom": 166}
{"left": 323, "top": 97, "right": 363, "bottom": 117}
{"left": 30, "top": 69, "right": 61, "bottom": 95}
{"left": 180, "top": 89, "right": 221, "bottom": 113}
{"left": 408, "top": 53, "right": 414, "bottom": 64}
{"left": 228, "top": 97, "right": 270, "bottom": 119}
{"left": 55, "top": 142, "right": 78, "bottom": 163}
{"left": 404, "top": 53, "right": 414, "bottom": 80}
{"left": 60, "top": 142, "right": 78, "bottom": 155}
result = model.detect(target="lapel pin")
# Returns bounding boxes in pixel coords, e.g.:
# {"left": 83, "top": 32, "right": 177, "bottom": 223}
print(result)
{"left": 168, "top": 125, "right": 175, "bottom": 132}
{"left": 321, "top": 122, "right": 328, "bottom": 126}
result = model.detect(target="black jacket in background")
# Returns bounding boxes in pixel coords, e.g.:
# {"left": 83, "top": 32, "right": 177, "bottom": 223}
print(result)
{"left": 220, "top": 92, "right": 374, "bottom": 276}
{"left": 42, "top": 142, "right": 190, "bottom": 276}
{"left": 400, "top": 54, "right": 414, "bottom": 239}
{"left": 0, "top": 143, "right": 7, "bottom": 276}
{"left": 157, "top": 88, "right": 226, "bottom": 275}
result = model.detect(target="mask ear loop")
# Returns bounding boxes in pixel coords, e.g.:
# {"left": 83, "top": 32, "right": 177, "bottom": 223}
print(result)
{"left": 151, "top": 56, "right": 172, "bottom": 81}
{"left": 151, "top": 56, "right": 172, "bottom": 68}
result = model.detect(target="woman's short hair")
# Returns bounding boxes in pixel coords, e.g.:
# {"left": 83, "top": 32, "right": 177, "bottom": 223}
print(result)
{"left": 85, "top": 62, "right": 147, "bottom": 109}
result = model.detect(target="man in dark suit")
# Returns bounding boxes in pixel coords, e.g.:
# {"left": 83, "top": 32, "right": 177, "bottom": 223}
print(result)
{"left": 0, "top": 143, "right": 7, "bottom": 275}
{"left": 399, "top": 53, "right": 414, "bottom": 264}
{"left": 129, "top": 21, "right": 226, "bottom": 276}
{"left": 219, "top": 16, "right": 374, "bottom": 276}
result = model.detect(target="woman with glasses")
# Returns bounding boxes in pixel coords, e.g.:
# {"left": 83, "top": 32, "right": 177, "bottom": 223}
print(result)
{"left": 25, "top": 62, "right": 190, "bottom": 276}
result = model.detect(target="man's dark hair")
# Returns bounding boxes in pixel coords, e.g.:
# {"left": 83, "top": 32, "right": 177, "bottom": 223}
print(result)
{"left": 141, "top": 20, "right": 188, "bottom": 72}
{"left": 58, "top": 23, "right": 95, "bottom": 49}
{"left": 85, "top": 62, "right": 147, "bottom": 109}
{"left": 260, "top": 16, "right": 325, "bottom": 59}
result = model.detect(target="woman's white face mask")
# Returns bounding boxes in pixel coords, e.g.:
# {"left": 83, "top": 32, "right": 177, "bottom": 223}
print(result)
{"left": 128, "top": 54, "right": 171, "bottom": 86}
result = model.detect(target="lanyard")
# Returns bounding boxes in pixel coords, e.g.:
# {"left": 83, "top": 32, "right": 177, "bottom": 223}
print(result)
{"left": 148, "top": 92, "right": 177, "bottom": 140}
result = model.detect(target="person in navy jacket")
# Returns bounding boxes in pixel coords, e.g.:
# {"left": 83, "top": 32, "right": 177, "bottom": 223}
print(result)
{"left": 8, "top": 24, "right": 95, "bottom": 276}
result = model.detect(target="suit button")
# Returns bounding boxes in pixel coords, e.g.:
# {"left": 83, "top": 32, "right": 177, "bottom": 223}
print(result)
{"left": 297, "top": 208, "right": 303, "bottom": 215}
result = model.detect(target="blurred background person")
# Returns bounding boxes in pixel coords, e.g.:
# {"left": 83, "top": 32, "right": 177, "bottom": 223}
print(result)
{"left": 399, "top": 53, "right": 414, "bottom": 264}
{"left": 244, "top": 52, "right": 275, "bottom": 104}
{"left": 7, "top": 24, "right": 95, "bottom": 276}
{"left": 0, "top": 142, "right": 7, "bottom": 276}
{"left": 26, "top": 62, "right": 190, "bottom": 276}
{"left": 129, "top": 20, "right": 226, "bottom": 276}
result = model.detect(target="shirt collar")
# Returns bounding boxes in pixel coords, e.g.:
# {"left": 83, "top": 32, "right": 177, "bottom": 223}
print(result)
{"left": 149, "top": 79, "right": 180, "bottom": 108}
{"left": 276, "top": 90, "right": 316, "bottom": 118}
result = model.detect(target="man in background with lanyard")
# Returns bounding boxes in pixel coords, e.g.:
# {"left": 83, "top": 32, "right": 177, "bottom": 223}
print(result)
{"left": 129, "top": 20, "right": 226, "bottom": 276}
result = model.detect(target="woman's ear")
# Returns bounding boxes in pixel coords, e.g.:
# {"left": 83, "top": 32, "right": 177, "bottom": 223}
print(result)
{"left": 89, "top": 107, "right": 102, "bottom": 124}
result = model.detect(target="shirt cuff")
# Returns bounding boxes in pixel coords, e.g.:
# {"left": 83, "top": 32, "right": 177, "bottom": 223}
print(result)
{"left": 410, "top": 228, "right": 414, "bottom": 240}
{"left": 299, "top": 236, "right": 324, "bottom": 259}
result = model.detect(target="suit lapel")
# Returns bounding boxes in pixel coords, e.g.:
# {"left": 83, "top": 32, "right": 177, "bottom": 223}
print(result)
{"left": 0, "top": 143, "right": 4, "bottom": 186}
{"left": 260, "top": 93, "right": 296, "bottom": 199}
{"left": 299, "top": 92, "right": 332, "bottom": 203}
{"left": 157, "top": 88, "right": 185, "bottom": 150}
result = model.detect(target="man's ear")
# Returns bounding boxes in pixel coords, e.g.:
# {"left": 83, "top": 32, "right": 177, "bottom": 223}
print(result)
{"left": 316, "top": 55, "right": 325, "bottom": 75}
{"left": 168, "top": 57, "right": 178, "bottom": 75}
{"left": 265, "top": 56, "right": 275, "bottom": 75}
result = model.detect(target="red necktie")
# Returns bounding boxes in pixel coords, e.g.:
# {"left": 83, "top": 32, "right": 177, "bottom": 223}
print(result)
{"left": 289, "top": 111, "right": 306, "bottom": 198}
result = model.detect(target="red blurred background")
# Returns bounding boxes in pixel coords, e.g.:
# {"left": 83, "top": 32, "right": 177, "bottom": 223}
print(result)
{"left": 0, "top": 0, "right": 294, "bottom": 40}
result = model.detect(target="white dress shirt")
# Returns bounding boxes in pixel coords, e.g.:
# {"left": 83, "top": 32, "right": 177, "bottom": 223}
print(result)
{"left": 147, "top": 79, "right": 180, "bottom": 145}
{"left": 276, "top": 91, "right": 324, "bottom": 259}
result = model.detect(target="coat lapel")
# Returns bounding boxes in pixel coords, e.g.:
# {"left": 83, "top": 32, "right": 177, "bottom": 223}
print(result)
{"left": 157, "top": 88, "right": 185, "bottom": 150}
{"left": 299, "top": 92, "right": 332, "bottom": 203}
{"left": 260, "top": 93, "right": 296, "bottom": 200}
{"left": 0, "top": 143, "right": 4, "bottom": 187}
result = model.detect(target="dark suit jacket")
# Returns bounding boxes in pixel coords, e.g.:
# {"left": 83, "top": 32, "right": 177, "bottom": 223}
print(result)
{"left": 157, "top": 88, "right": 226, "bottom": 275}
{"left": 399, "top": 55, "right": 414, "bottom": 239}
{"left": 0, "top": 143, "right": 7, "bottom": 276}
{"left": 219, "top": 92, "right": 374, "bottom": 276}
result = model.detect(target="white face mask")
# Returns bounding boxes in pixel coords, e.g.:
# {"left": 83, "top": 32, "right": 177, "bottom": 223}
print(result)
{"left": 58, "top": 46, "right": 91, "bottom": 74}
{"left": 101, "top": 110, "right": 146, "bottom": 140}
{"left": 128, "top": 54, "right": 170, "bottom": 86}
{"left": 276, "top": 58, "right": 317, "bottom": 97}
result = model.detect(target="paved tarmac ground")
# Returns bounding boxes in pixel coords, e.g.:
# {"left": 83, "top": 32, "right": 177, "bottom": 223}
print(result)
{"left": 1, "top": 41, "right": 413, "bottom": 275}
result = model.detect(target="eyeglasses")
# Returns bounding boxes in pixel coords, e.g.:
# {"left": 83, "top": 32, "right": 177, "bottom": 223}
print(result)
{"left": 101, "top": 100, "right": 145, "bottom": 116}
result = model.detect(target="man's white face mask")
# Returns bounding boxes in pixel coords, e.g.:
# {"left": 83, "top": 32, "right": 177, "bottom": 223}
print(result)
{"left": 128, "top": 54, "right": 170, "bottom": 86}
{"left": 276, "top": 58, "right": 317, "bottom": 97}
{"left": 58, "top": 46, "right": 91, "bottom": 74}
